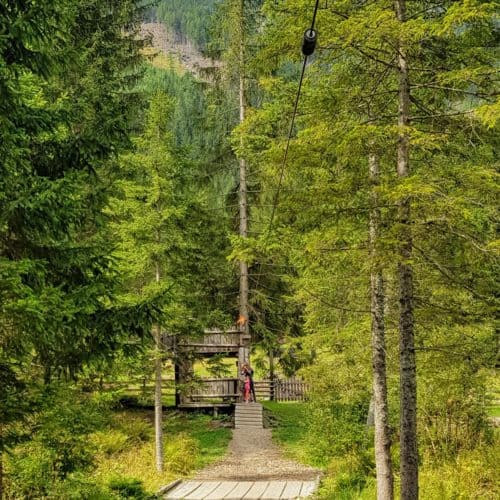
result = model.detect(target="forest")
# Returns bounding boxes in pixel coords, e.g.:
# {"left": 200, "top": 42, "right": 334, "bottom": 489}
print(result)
{"left": 0, "top": 0, "right": 498, "bottom": 499}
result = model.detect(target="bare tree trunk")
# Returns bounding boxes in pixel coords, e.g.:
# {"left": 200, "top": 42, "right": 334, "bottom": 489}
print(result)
{"left": 369, "top": 152, "right": 394, "bottom": 500}
{"left": 238, "top": 0, "right": 250, "bottom": 372}
{"left": 0, "top": 439, "right": 3, "bottom": 500}
{"left": 394, "top": 1, "right": 418, "bottom": 497}
{"left": 154, "top": 260, "right": 163, "bottom": 472}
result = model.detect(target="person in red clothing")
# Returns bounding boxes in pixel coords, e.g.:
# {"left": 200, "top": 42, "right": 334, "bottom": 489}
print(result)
{"left": 243, "top": 371, "right": 251, "bottom": 403}
{"left": 241, "top": 362, "right": 256, "bottom": 403}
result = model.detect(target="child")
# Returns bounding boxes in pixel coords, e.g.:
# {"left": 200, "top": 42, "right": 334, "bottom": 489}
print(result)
{"left": 241, "top": 362, "right": 256, "bottom": 403}
{"left": 243, "top": 371, "right": 251, "bottom": 403}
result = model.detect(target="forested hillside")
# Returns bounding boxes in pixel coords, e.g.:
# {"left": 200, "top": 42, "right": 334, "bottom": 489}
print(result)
{"left": 0, "top": 0, "right": 498, "bottom": 498}
{"left": 156, "top": 0, "right": 219, "bottom": 51}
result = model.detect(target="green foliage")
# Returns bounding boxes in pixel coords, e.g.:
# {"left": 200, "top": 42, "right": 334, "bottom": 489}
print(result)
{"left": 156, "top": 0, "right": 219, "bottom": 51}
{"left": 108, "top": 476, "right": 154, "bottom": 499}
{"left": 242, "top": 2, "right": 499, "bottom": 496}
{"left": 49, "top": 474, "right": 111, "bottom": 500}
{"left": 0, "top": 0, "right": 160, "bottom": 446}
{"left": 418, "top": 444, "right": 500, "bottom": 500}
{"left": 164, "top": 432, "right": 200, "bottom": 474}
{"left": 1, "top": 0, "right": 498, "bottom": 497}
{"left": 263, "top": 402, "right": 309, "bottom": 458}
{"left": 89, "top": 409, "right": 231, "bottom": 493}
{"left": 108, "top": 89, "right": 233, "bottom": 339}
{"left": 92, "top": 430, "right": 131, "bottom": 456}
{"left": 164, "top": 412, "right": 232, "bottom": 469}
{"left": 115, "top": 414, "right": 154, "bottom": 443}
{"left": 6, "top": 400, "right": 232, "bottom": 497}
{"left": 318, "top": 454, "right": 376, "bottom": 500}
{"left": 4, "top": 385, "right": 113, "bottom": 497}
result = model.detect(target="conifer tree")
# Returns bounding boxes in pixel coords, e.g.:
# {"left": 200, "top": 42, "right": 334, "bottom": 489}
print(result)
{"left": 235, "top": 1, "right": 498, "bottom": 497}
{"left": 109, "top": 91, "right": 186, "bottom": 471}
{"left": 0, "top": 0, "right": 151, "bottom": 489}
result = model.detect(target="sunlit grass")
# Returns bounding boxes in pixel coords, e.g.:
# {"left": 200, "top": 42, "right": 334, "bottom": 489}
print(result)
{"left": 262, "top": 401, "right": 312, "bottom": 465}
{"left": 91, "top": 409, "right": 231, "bottom": 494}
{"left": 487, "top": 405, "right": 500, "bottom": 417}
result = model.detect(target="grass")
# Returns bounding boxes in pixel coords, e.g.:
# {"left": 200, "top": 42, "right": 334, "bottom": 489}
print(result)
{"left": 262, "top": 401, "right": 316, "bottom": 467}
{"left": 263, "top": 402, "right": 500, "bottom": 500}
{"left": 91, "top": 408, "right": 232, "bottom": 494}
{"left": 487, "top": 405, "right": 500, "bottom": 417}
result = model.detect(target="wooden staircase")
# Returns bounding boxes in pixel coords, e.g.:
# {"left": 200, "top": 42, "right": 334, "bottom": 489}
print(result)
{"left": 234, "top": 402, "right": 263, "bottom": 429}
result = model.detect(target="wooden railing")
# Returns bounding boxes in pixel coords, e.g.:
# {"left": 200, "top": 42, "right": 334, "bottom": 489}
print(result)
{"left": 102, "top": 376, "right": 309, "bottom": 403}
{"left": 183, "top": 377, "right": 308, "bottom": 403}
{"left": 166, "top": 329, "right": 245, "bottom": 355}
{"left": 254, "top": 377, "right": 309, "bottom": 402}
{"left": 187, "top": 378, "right": 239, "bottom": 400}
{"left": 182, "top": 333, "right": 241, "bottom": 348}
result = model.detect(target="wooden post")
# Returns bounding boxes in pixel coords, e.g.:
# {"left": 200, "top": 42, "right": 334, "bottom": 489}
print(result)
{"left": 269, "top": 349, "right": 275, "bottom": 401}
{"left": 174, "top": 363, "right": 181, "bottom": 407}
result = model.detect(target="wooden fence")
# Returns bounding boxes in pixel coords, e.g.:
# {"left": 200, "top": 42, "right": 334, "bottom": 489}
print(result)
{"left": 254, "top": 377, "right": 309, "bottom": 402}
{"left": 103, "top": 376, "right": 308, "bottom": 403}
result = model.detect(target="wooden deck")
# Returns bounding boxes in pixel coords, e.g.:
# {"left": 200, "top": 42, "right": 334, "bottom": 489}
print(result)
{"left": 162, "top": 480, "right": 318, "bottom": 499}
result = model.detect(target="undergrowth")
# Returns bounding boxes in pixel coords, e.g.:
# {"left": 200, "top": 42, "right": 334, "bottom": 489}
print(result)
{"left": 264, "top": 401, "right": 499, "bottom": 500}
{"left": 92, "top": 410, "right": 232, "bottom": 493}
{"left": 4, "top": 388, "right": 232, "bottom": 498}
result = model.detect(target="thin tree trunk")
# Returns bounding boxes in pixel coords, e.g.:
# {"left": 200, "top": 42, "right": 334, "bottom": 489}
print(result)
{"left": 0, "top": 433, "right": 3, "bottom": 500}
{"left": 154, "top": 259, "right": 163, "bottom": 472}
{"left": 394, "top": 1, "right": 418, "bottom": 497}
{"left": 369, "top": 150, "right": 394, "bottom": 500}
{"left": 238, "top": 0, "right": 250, "bottom": 373}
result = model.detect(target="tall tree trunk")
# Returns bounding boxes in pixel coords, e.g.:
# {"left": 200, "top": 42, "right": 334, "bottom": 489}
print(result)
{"left": 394, "top": 1, "right": 418, "bottom": 497}
{"left": 0, "top": 433, "right": 3, "bottom": 500}
{"left": 369, "top": 153, "right": 394, "bottom": 500}
{"left": 238, "top": 0, "right": 250, "bottom": 372}
{"left": 154, "top": 259, "right": 164, "bottom": 472}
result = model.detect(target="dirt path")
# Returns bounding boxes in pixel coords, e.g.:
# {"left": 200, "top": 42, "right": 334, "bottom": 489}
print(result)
{"left": 195, "top": 428, "right": 320, "bottom": 482}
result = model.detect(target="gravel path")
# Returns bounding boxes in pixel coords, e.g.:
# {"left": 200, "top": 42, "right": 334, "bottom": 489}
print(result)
{"left": 195, "top": 429, "right": 320, "bottom": 482}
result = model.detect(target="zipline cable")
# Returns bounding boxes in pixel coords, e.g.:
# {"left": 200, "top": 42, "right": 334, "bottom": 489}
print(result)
{"left": 267, "top": 0, "right": 320, "bottom": 235}
{"left": 248, "top": 0, "right": 320, "bottom": 306}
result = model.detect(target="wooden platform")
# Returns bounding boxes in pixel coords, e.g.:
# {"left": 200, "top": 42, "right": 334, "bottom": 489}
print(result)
{"left": 163, "top": 480, "right": 318, "bottom": 499}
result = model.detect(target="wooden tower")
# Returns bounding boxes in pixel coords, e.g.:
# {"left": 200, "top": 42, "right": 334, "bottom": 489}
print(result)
{"left": 173, "top": 327, "right": 251, "bottom": 411}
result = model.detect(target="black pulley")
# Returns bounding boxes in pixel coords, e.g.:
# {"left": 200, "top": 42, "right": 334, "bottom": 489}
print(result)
{"left": 302, "top": 28, "right": 317, "bottom": 56}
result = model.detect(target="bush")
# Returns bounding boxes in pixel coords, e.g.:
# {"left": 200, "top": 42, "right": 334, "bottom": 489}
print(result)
{"left": 418, "top": 444, "right": 500, "bottom": 499}
{"left": 92, "top": 430, "right": 131, "bottom": 456}
{"left": 116, "top": 413, "right": 153, "bottom": 443}
{"left": 108, "top": 476, "right": 155, "bottom": 499}
{"left": 4, "top": 384, "right": 113, "bottom": 497}
{"left": 305, "top": 396, "right": 371, "bottom": 466}
{"left": 50, "top": 474, "right": 111, "bottom": 499}
{"left": 164, "top": 432, "right": 200, "bottom": 474}
{"left": 5, "top": 442, "right": 56, "bottom": 498}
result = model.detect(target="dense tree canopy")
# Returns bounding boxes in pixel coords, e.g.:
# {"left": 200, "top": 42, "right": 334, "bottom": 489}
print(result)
{"left": 0, "top": 0, "right": 498, "bottom": 497}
